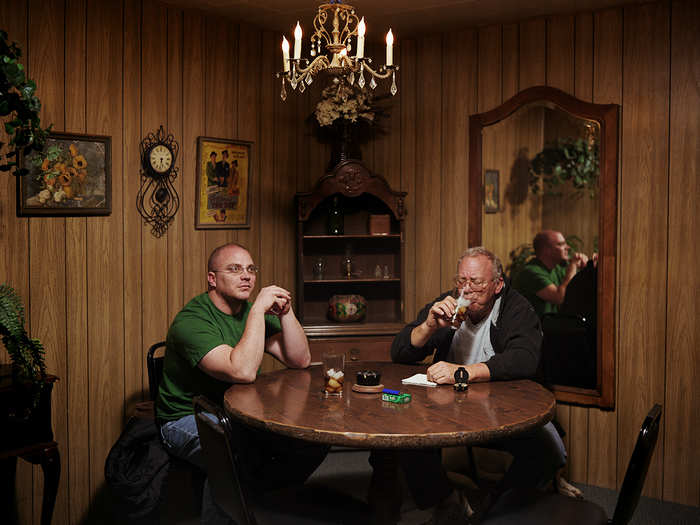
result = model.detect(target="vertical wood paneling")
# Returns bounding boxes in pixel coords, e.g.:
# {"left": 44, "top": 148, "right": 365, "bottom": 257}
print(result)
{"left": 587, "top": 6, "right": 622, "bottom": 491}
{"left": 619, "top": 1, "right": 670, "bottom": 498}
{"left": 477, "top": 25, "right": 501, "bottom": 113}
{"left": 123, "top": 0, "right": 144, "bottom": 414}
{"left": 28, "top": 1, "right": 68, "bottom": 521}
{"left": 664, "top": 0, "right": 700, "bottom": 506}
{"left": 166, "top": 8, "right": 184, "bottom": 325}
{"left": 85, "top": 0, "right": 124, "bottom": 500}
{"left": 502, "top": 24, "right": 519, "bottom": 99}
{"left": 414, "top": 36, "right": 442, "bottom": 307}
{"left": 64, "top": 0, "right": 90, "bottom": 520}
{"left": 182, "top": 14, "right": 207, "bottom": 302}
{"left": 371, "top": 43, "right": 402, "bottom": 192}
{"left": 519, "top": 18, "right": 546, "bottom": 89}
{"left": 204, "top": 17, "right": 237, "bottom": 254}
{"left": 440, "top": 30, "right": 476, "bottom": 290}
{"left": 235, "top": 24, "right": 261, "bottom": 259}
{"left": 400, "top": 39, "right": 417, "bottom": 322}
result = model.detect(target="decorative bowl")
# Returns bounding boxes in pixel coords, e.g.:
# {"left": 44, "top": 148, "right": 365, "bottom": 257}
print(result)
{"left": 327, "top": 294, "right": 367, "bottom": 322}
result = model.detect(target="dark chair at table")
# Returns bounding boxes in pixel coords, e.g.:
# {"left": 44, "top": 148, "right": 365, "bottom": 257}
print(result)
{"left": 193, "top": 394, "right": 370, "bottom": 525}
{"left": 481, "top": 404, "right": 662, "bottom": 525}
{"left": 147, "top": 341, "right": 205, "bottom": 521}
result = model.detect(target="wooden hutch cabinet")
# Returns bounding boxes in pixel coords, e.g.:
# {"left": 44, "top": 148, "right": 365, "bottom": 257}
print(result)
{"left": 295, "top": 160, "right": 407, "bottom": 362}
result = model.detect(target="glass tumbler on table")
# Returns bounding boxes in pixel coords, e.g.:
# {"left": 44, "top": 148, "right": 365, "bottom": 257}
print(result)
{"left": 449, "top": 287, "right": 471, "bottom": 329}
{"left": 322, "top": 352, "right": 345, "bottom": 396}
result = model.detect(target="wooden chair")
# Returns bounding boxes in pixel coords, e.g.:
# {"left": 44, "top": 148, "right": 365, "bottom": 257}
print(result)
{"left": 193, "top": 394, "right": 370, "bottom": 524}
{"left": 480, "top": 404, "right": 662, "bottom": 525}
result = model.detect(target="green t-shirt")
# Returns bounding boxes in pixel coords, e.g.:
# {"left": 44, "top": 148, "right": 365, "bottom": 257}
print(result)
{"left": 156, "top": 293, "right": 281, "bottom": 423}
{"left": 512, "top": 258, "right": 567, "bottom": 317}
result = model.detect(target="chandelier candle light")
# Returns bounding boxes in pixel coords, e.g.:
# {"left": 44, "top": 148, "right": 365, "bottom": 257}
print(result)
{"left": 278, "top": 1, "right": 398, "bottom": 100}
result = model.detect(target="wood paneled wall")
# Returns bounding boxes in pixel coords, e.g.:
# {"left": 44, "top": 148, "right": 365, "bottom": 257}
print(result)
{"left": 0, "top": 0, "right": 697, "bottom": 522}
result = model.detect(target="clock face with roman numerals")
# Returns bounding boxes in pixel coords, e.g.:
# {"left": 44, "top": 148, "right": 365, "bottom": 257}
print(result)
{"left": 149, "top": 144, "right": 173, "bottom": 174}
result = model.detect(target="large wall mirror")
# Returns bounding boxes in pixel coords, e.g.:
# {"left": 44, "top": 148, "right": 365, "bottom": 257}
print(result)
{"left": 468, "top": 86, "right": 618, "bottom": 408}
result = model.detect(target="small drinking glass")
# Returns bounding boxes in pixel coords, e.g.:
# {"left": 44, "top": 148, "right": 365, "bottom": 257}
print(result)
{"left": 449, "top": 287, "right": 471, "bottom": 329}
{"left": 322, "top": 352, "right": 345, "bottom": 396}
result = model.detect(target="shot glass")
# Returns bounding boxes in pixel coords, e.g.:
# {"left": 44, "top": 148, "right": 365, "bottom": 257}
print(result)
{"left": 322, "top": 352, "right": 345, "bottom": 396}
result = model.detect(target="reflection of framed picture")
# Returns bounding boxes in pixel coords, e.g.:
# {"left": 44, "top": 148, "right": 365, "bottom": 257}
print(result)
{"left": 18, "top": 132, "right": 111, "bottom": 216}
{"left": 195, "top": 136, "right": 252, "bottom": 229}
{"left": 484, "top": 169, "right": 499, "bottom": 213}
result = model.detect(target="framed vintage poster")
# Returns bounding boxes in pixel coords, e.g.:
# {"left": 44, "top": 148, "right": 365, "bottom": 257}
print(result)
{"left": 17, "top": 132, "right": 111, "bottom": 216}
{"left": 195, "top": 136, "right": 252, "bottom": 229}
{"left": 484, "top": 169, "right": 499, "bottom": 213}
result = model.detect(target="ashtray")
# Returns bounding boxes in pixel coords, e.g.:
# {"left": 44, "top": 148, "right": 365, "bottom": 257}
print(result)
{"left": 356, "top": 370, "right": 381, "bottom": 386}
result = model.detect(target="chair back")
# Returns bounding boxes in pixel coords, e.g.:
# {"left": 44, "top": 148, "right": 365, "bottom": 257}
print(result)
{"left": 193, "top": 395, "right": 256, "bottom": 525}
{"left": 611, "top": 404, "right": 663, "bottom": 525}
{"left": 147, "top": 341, "right": 166, "bottom": 402}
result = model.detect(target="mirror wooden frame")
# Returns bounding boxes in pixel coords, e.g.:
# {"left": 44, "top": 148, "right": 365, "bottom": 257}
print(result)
{"left": 468, "top": 85, "right": 619, "bottom": 408}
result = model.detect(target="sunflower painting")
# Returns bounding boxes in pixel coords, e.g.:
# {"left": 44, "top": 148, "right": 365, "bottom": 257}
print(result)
{"left": 18, "top": 132, "right": 111, "bottom": 216}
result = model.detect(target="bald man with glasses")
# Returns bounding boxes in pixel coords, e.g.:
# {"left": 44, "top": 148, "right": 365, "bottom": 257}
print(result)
{"left": 157, "top": 242, "right": 328, "bottom": 525}
{"left": 389, "top": 247, "right": 568, "bottom": 524}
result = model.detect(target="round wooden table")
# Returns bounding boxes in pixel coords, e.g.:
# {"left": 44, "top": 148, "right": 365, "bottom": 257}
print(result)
{"left": 223, "top": 361, "right": 555, "bottom": 449}
{"left": 224, "top": 361, "right": 555, "bottom": 523}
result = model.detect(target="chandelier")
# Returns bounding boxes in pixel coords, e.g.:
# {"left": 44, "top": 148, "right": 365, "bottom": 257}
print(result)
{"left": 278, "top": 1, "right": 398, "bottom": 100}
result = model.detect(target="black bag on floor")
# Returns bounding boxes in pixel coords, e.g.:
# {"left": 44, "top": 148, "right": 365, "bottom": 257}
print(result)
{"left": 105, "top": 415, "right": 170, "bottom": 521}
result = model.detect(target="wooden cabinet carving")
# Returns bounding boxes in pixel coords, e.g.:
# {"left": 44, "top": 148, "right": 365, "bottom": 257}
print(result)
{"left": 296, "top": 161, "right": 407, "bottom": 361}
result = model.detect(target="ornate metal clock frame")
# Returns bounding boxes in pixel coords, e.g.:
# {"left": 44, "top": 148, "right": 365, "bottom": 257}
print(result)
{"left": 137, "top": 125, "right": 180, "bottom": 237}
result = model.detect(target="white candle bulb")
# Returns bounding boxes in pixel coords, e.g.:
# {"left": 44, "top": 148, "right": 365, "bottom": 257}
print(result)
{"left": 386, "top": 29, "right": 394, "bottom": 66}
{"left": 282, "top": 36, "right": 290, "bottom": 72}
{"left": 356, "top": 17, "right": 365, "bottom": 59}
{"left": 294, "top": 22, "right": 302, "bottom": 60}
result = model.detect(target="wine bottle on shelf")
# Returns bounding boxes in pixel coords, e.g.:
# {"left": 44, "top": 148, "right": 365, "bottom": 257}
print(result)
{"left": 327, "top": 195, "right": 344, "bottom": 235}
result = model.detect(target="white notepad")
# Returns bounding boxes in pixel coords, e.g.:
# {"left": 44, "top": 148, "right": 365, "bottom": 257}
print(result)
{"left": 401, "top": 373, "right": 437, "bottom": 387}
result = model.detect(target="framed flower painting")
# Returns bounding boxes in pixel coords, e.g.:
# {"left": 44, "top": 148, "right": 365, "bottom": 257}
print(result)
{"left": 17, "top": 132, "right": 111, "bottom": 216}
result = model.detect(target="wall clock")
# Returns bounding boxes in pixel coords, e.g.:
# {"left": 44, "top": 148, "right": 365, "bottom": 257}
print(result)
{"left": 136, "top": 125, "right": 180, "bottom": 237}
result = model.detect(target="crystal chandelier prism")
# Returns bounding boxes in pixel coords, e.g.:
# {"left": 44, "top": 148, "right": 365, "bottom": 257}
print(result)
{"left": 277, "top": 1, "right": 399, "bottom": 99}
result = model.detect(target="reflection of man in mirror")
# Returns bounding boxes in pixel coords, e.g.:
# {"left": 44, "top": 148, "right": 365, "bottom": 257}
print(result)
{"left": 512, "top": 230, "right": 588, "bottom": 317}
{"left": 390, "top": 247, "right": 570, "bottom": 523}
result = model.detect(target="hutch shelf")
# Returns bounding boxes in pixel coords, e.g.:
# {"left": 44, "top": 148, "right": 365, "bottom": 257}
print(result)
{"left": 296, "top": 160, "right": 407, "bottom": 361}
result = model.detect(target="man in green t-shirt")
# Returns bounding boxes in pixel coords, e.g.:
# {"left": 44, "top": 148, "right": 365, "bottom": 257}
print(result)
{"left": 157, "top": 242, "right": 327, "bottom": 524}
{"left": 513, "top": 230, "right": 589, "bottom": 317}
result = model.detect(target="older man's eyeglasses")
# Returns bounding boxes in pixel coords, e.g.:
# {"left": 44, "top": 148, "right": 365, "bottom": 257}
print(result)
{"left": 453, "top": 276, "right": 491, "bottom": 291}
{"left": 213, "top": 264, "right": 259, "bottom": 275}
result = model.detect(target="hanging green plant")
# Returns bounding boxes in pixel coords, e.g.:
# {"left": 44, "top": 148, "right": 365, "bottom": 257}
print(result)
{"left": 0, "top": 29, "right": 52, "bottom": 177}
{"left": 529, "top": 136, "right": 599, "bottom": 198}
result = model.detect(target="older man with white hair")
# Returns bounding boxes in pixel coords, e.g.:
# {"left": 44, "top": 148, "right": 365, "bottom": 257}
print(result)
{"left": 390, "top": 247, "right": 569, "bottom": 524}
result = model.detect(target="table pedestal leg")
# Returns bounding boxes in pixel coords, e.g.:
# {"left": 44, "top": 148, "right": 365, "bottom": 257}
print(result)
{"left": 368, "top": 450, "right": 402, "bottom": 524}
